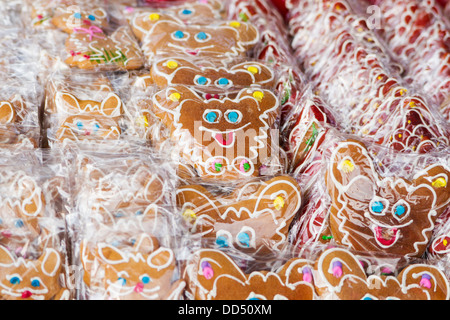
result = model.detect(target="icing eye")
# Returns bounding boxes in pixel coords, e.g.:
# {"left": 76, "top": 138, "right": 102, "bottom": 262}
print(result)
{"left": 74, "top": 12, "right": 82, "bottom": 19}
{"left": 93, "top": 123, "right": 100, "bottom": 132}
{"left": 114, "top": 212, "right": 125, "bottom": 218}
{"left": 227, "top": 111, "right": 239, "bottom": 123}
{"left": 204, "top": 111, "right": 219, "bottom": 123}
{"left": 215, "top": 235, "right": 229, "bottom": 248}
{"left": 371, "top": 201, "right": 384, "bottom": 214}
{"left": 237, "top": 232, "right": 251, "bottom": 248}
{"left": 88, "top": 15, "right": 96, "bottom": 21}
{"left": 31, "top": 279, "right": 40, "bottom": 287}
{"left": 195, "top": 31, "right": 209, "bottom": 41}
{"left": 141, "top": 275, "right": 151, "bottom": 284}
{"left": 394, "top": 205, "right": 406, "bottom": 217}
{"left": 196, "top": 76, "right": 208, "bottom": 85}
{"left": 9, "top": 276, "right": 20, "bottom": 285}
{"left": 117, "top": 277, "right": 127, "bottom": 286}
{"left": 15, "top": 219, "right": 24, "bottom": 228}
{"left": 135, "top": 210, "right": 143, "bottom": 216}
{"left": 217, "top": 78, "right": 229, "bottom": 86}
{"left": 173, "top": 30, "right": 185, "bottom": 39}
{"left": 181, "top": 9, "right": 193, "bottom": 15}
{"left": 77, "top": 121, "right": 84, "bottom": 130}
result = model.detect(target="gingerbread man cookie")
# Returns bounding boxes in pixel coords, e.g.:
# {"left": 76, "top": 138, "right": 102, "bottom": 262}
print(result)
{"left": 314, "top": 247, "right": 450, "bottom": 300}
{"left": 184, "top": 248, "right": 316, "bottom": 300}
{"left": 325, "top": 139, "right": 450, "bottom": 257}
{"left": 152, "top": 85, "right": 279, "bottom": 180}
{"left": 177, "top": 176, "right": 302, "bottom": 253}
{"left": 150, "top": 58, "right": 276, "bottom": 89}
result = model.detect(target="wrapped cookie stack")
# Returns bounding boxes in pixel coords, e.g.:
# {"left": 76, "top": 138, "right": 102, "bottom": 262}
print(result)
{"left": 0, "top": 0, "right": 448, "bottom": 301}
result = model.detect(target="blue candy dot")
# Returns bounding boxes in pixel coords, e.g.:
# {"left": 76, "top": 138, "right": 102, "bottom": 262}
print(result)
{"left": 31, "top": 279, "right": 40, "bottom": 287}
{"left": 114, "top": 212, "right": 124, "bottom": 218}
{"left": 249, "top": 298, "right": 260, "bottom": 300}
{"left": 205, "top": 112, "right": 217, "bottom": 123}
{"left": 142, "top": 276, "right": 151, "bottom": 284}
{"left": 216, "top": 236, "right": 228, "bottom": 248}
{"left": 363, "top": 296, "right": 373, "bottom": 300}
{"left": 395, "top": 205, "right": 406, "bottom": 216}
{"left": 174, "top": 30, "right": 185, "bottom": 39}
{"left": 196, "top": 32, "right": 207, "bottom": 40}
{"left": 181, "top": 9, "right": 192, "bottom": 15}
{"left": 227, "top": 111, "right": 239, "bottom": 123}
{"left": 10, "top": 277, "right": 20, "bottom": 285}
{"left": 218, "top": 78, "right": 229, "bottom": 86}
{"left": 117, "top": 277, "right": 126, "bottom": 286}
{"left": 88, "top": 14, "right": 96, "bottom": 21}
{"left": 74, "top": 12, "right": 82, "bottom": 19}
{"left": 135, "top": 210, "right": 143, "bottom": 216}
{"left": 237, "top": 232, "right": 250, "bottom": 247}
{"left": 77, "top": 121, "right": 84, "bottom": 129}
{"left": 371, "top": 201, "right": 384, "bottom": 213}
{"left": 197, "top": 76, "right": 208, "bottom": 85}
{"left": 93, "top": 123, "right": 100, "bottom": 132}
{"left": 15, "top": 219, "right": 24, "bottom": 228}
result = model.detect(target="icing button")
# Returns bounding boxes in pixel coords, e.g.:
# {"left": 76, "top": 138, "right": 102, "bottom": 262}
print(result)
{"left": 239, "top": 159, "right": 250, "bottom": 172}
{"left": 149, "top": 13, "right": 160, "bottom": 21}
{"left": 169, "top": 92, "right": 181, "bottom": 102}
{"left": 167, "top": 60, "right": 178, "bottom": 69}
{"left": 183, "top": 209, "right": 197, "bottom": 222}
{"left": 339, "top": 159, "right": 355, "bottom": 173}
{"left": 252, "top": 91, "right": 264, "bottom": 102}
{"left": 229, "top": 21, "right": 241, "bottom": 28}
{"left": 273, "top": 196, "right": 285, "bottom": 210}
{"left": 432, "top": 177, "right": 447, "bottom": 188}
{"left": 247, "top": 66, "right": 259, "bottom": 74}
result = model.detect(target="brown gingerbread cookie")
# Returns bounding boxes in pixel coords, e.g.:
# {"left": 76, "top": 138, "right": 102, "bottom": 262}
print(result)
{"left": 152, "top": 85, "right": 279, "bottom": 180}
{"left": 177, "top": 176, "right": 302, "bottom": 254}
{"left": 130, "top": 13, "right": 259, "bottom": 63}
{"left": 150, "top": 58, "right": 276, "bottom": 89}
{"left": 80, "top": 233, "right": 185, "bottom": 300}
{"left": 314, "top": 247, "right": 450, "bottom": 300}
{"left": 325, "top": 139, "right": 450, "bottom": 257}
{"left": 184, "top": 248, "right": 315, "bottom": 300}
{"left": 51, "top": 4, "right": 109, "bottom": 34}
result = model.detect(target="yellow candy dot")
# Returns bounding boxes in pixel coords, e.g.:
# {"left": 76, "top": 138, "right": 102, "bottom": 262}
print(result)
{"left": 274, "top": 196, "right": 285, "bottom": 210}
{"left": 432, "top": 178, "right": 447, "bottom": 188}
{"left": 247, "top": 66, "right": 259, "bottom": 74}
{"left": 167, "top": 60, "right": 178, "bottom": 69}
{"left": 444, "top": 239, "right": 448, "bottom": 247}
{"left": 253, "top": 91, "right": 264, "bottom": 102}
{"left": 183, "top": 209, "right": 197, "bottom": 222}
{"left": 340, "top": 159, "right": 355, "bottom": 173}
{"left": 229, "top": 21, "right": 241, "bottom": 28}
{"left": 136, "top": 115, "right": 149, "bottom": 127}
{"left": 169, "top": 92, "right": 181, "bottom": 102}
{"left": 149, "top": 13, "right": 160, "bottom": 21}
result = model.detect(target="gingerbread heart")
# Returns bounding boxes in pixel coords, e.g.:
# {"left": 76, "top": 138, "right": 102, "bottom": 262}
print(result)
{"left": 184, "top": 248, "right": 315, "bottom": 300}
{"left": 325, "top": 139, "right": 450, "bottom": 257}
{"left": 152, "top": 85, "right": 279, "bottom": 180}
{"left": 177, "top": 176, "right": 302, "bottom": 253}
{"left": 314, "top": 247, "right": 450, "bottom": 300}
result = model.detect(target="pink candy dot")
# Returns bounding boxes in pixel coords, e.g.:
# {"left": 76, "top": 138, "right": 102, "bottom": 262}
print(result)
{"left": 203, "top": 267, "right": 214, "bottom": 279}
{"left": 134, "top": 282, "right": 144, "bottom": 293}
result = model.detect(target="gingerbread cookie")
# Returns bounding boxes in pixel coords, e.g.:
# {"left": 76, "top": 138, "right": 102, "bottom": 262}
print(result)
{"left": 80, "top": 233, "right": 185, "bottom": 300}
{"left": 52, "top": 4, "right": 109, "bottom": 34}
{"left": 152, "top": 85, "right": 279, "bottom": 180}
{"left": 184, "top": 248, "right": 315, "bottom": 300}
{"left": 131, "top": 13, "right": 259, "bottom": 62}
{"left": 314, "top": 247, "right": 450, "bottom": 300}
{"left": 150, "top": 58, "right": 276, "bottom": 89}
{"left": 0, "top": 245, "right": 63, "bottom": 300}
{"left": 325, "top": 139, "right": 450, "bottom": 257}
{"left": 177, "top": 176, "right": 301, "bottom": 253}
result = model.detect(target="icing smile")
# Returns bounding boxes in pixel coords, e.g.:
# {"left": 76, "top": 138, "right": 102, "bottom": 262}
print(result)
{"left": 214, "top": 132, "right": 234, "bottom": 146}
{"left": 373, "top": 226, "right": 399, "bottom": 247}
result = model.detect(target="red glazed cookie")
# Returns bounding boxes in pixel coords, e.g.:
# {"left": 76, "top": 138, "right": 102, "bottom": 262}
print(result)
{"left": 80, "top": 234, "right": 185, "bottom": 300}
{"left": 314, "top": 247, "right": 450, "bottom": 300}
{"left": 130, "top": 14, "right": 259, "bottom": 62}
{"left": 184, "top": 248, "right": 315, "bottom": 300}
{"left": 150, "top": 58, "right": 276, "bottom": 89}
{"left": 177, "top": 176, "right": 302, "bottom": 253}
{"left": 152, "top": 85, "right": 279, "bottom": 180}
{"left": 325, "top": 139, "right": 450, "bottom": 257}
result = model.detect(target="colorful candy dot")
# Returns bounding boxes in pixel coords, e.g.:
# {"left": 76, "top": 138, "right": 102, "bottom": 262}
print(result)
{"left": 340, "top": 159, "right": 354, "bottom": 173}
{"left": 74, "top": 12, "right": 82, "bottom": 19}
{"left": 149, "top": 13, "right": 160, "bottom": 21}
{"left": 237, "top": 232, "right": 250, "bottom": 247}
{"left": 239, "top": 159, "right": 250, "bottom": 172}
{"left": 31, "top": 279, "right": 40, "bottom": 287}
{"left": 174, "top": 30, "right": 185, "bottom": 39}
{"left": 229, "top": 21, "right": 241, "bottom": 28}
{"left": 247, "top": 66, "right": 259, "bottom": 74}
{"left": 169, "top": 92, "right": 181, "bottom": 102}
{"left": 205, "top": 111, "right": 217, "bottom": 123}
{"left": 167, "top": 60, "right": 178, "bottom": 69}
{"left": 218, "top": 78, "right": 229, "bottom": 86}
{"left": 196, "top": 32, "right": 208, "bottom": 40}
{"left": 371, "top": 201, "right": 384, "bottom": 213}
{"left": 183, "top": 209, "right": 197, "bottom": 222}
{"left": 252, "top": 91, "right": 264, "bottom": 101}
{"left": 227, "top": 111, "right": 239, "bottom": 123}
{"left": 432, "top": 178, "right": 447, "bottom": 188}
{"left": 394, "top": 205, "right": 406, "bottom": 216}
{"left": 197, "top": 76, "right": 208, "bottom": 85}
{"left": 216, "top": 236, "right": 228, "bottom": 248}
{"left": 273, "top": 196, "right": 285, "bottom": 210}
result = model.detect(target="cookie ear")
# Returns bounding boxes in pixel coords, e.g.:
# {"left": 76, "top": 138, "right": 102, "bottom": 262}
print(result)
{"left": 277, "top": 258, "right": 314, "bottom": 286}
{"left": 413, "top": 164, "right": 450, "bottom": 209}
{"left": 176, "top": 185, "right": 221, "bottom": 226}
{"left": 147, "top": 247, "right": 175, "bottom": 272}
{"left": 399, "top": 265, "right": 450, "bottom": 300}
{"left": 0, "top": 101, "right": 16, "bottom": 124}
{"left": 100, "top": 93, "right": 122, "bottom": 117}
{"left": 230, "top": 62, "right": 275, "bottom": 86}
{"left": 131, "top": 13, "right": 181, "bottom": 41}
{"left": 98, "top": 244, "right": 128, "bottom": 265}
{"left": 40, "top": 248, "right": 61, "bottom": 277}
{"left": 0, "top": 246, "right": 15, "bottom": 267}
{"left": 56, "top": 92, "right": 80, "bottom": 114}
{"left": 134, "top": 234, "right": 159, "bottom": 254}
{"left": 236, "top": 88, "right": 278, "bottom": 113}
{"left": 222, "top": 21, "right": 259, "bottom": 48}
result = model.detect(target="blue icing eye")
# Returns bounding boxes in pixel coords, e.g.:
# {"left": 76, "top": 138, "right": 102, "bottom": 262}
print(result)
{"left": 218, "top": 78, "right": 229, "bottom": 86}
{"left": 142, "top": 276, "right": 151, "bottom": 284}
{"left": 10, "top": 277, "right": 20, "bottom": 285}
{"left": 237, "top": 232, "right": 250, "bottom": 247}
{"left": 196, "top": 32, "right": 208, "bottom": 40}
{"left": 196, "top": 76, "right": 208, "bottom": 85}
{"left": 114, "top": 212, "right": 125, "bottom": 218}
{"left": 205, "top": 112, "right": 218, "bottom": 123}
{"left": 77, "top": 121, "right": 84, "bottom": 130}
{"left": 74, "top": 12, "right": 82, "bottom": 19}
{"left": 130, "top": 238, "right": 136, "bottom": 245}
{"left": 394, "top": 205, "right": 406, "bottom": 216}
{"left": 93, "top": 123, "right": 100, "bottom": 132}
{"left": 371, "top": 201, "right": 384, "bottom": 213}
{"left": 174, "top": 30, "right": 185, "bottom": 39}
{"left": 111, "top": 240, "right": 121, "bottom": 247}
{"left": 363, "top": 296, "right": 373, "bottom": 300}
{"left": 135, "top": 210, "right": 143, "bottom": 216}
{"left": 117, "top": 277, "right": 126, "bottom": 286}
{"left": 31, "top": 279, "right": 40, "bottom": 287}
{"left": 227, "top": 111, "right": 239, "bottom": 123}
{"left": 15, "top": 219, "right": 24, "bottom": 228}
{"left": 181, "top": 9, "right": 193, "bottom": 15}
{"left": 88, "top": 15, "right": 96, "bottom": 21}
{"left": 216, "top": 236, "right": 229, "bottom": 248}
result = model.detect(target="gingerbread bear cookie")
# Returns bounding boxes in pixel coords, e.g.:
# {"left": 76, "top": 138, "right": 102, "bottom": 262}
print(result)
{"left": 51, "top": 4, "right": 109, "bottom": 34}
{"left": 184, "top": 248, "right": 316, "bottom": 300}
{"left": 80, "top": 233, "right": 185, "bottom": 300}
{"left": 152, "top": 85, "right": 279, "bottom": 180}
{"left": 314, "top": 247, "right": 450, "bottom": 300}
{"left": 0, "top": 245, "right": 64, "bottom": 300}
{"left": 325, "top": 139, "right": 450, "bottom": 257}
{"left": 130, "top": 13, "right": 259, "bottom": 62}
{"left": 177, "top": 176, "right": 302, "bottom": 253}
{"left": 150, "top": 57, "right": 276, "bottom": 89}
